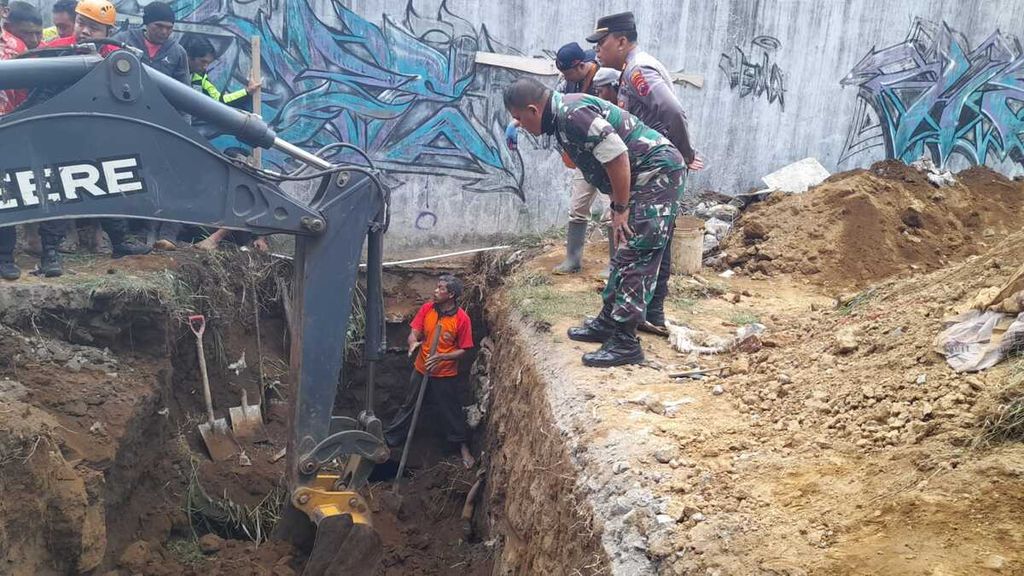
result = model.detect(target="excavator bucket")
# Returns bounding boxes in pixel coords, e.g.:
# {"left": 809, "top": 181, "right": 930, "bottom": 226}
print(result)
{"left": 304, "top": 515, "right": 383, "bottom": 576}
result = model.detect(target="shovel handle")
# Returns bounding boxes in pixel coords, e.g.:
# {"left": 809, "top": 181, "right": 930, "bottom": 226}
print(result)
{"left": 188, "top": 314, "right": 206, "bottom": 337}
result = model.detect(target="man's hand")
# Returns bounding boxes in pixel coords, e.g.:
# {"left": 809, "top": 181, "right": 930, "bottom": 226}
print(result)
{"left": 246, "top": 78, "right": 262, "bottom": 94}
{"left": 688, "top": 155, "right": 705, "bottom": 171}
{"left": 407, "top": 341, "right": 421, "bottom": 358}
{"left": 424, "top": 353, "right": 445, "bottom": 372}
{"left": 612, "top": 209, "right": 633, "bottom": 246}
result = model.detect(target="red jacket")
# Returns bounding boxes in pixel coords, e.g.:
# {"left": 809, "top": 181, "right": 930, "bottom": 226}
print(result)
{"left": 0, "top": 30, "right": 27, "bottom": 114}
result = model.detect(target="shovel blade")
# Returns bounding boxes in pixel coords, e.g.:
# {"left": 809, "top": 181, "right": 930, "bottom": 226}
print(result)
{"left": 229, "top": 404, "right": 267, "bottom": 442}
{"left": 199, "top": 419, "right": 237, "bottom": 461}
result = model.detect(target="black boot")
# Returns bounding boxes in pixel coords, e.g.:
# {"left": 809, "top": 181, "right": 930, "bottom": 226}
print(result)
{"left": 582, "top": 323, "right": 644, "bottom": 367}
{"left": 0, "top": 257, "right": 20, "bottom": 280}
{"left": 38, "top": 248, "right": 63, "bottom": 278}
{"left": 638, "top": 306, "right": 670, "bottom": 336}
{"left": 111, "top": 239, "right": 152, "bottom": 259}
{"left": 567, "top": 310, "right": 616, "bottom": 343}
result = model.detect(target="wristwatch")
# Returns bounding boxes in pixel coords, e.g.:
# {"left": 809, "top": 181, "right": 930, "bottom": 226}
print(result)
{"left": 610, "top": 202, "right": 628, "bottom": 214}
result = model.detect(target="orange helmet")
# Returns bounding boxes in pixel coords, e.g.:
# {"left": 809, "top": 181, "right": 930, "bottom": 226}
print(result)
{"left": 76, "top": 0, "right": 117, "bottom": 27}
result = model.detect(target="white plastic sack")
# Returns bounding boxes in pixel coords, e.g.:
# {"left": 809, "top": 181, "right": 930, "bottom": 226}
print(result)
{"left": 934, "top": 310, "right": 1024, "bottom": 372}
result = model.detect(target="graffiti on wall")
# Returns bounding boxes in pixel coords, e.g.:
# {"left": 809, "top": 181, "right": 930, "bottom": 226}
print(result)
{"left": 113, "top": 0, "right": 527, "bottom": 200}
{"left": 719, "top": 35, "right": 786, "bottom": 110}
{"left": 840, "top": 19, "right": 1024, "bottom": 169}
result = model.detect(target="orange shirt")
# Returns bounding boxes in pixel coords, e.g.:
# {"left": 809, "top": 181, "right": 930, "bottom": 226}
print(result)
{"left": 411, "top": 302, "right": 473, "bottom": 378}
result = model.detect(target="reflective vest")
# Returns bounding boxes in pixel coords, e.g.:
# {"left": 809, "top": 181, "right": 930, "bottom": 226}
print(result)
{"left": 191, "top": 72, "right": 248, "bottom": 105}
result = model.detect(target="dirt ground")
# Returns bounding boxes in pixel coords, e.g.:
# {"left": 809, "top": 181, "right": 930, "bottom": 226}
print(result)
{"left": 721, "top": 162, "right": 1024, "bottom": 290}
{"left": 501, "top": 199, "right": 1024, "bottom": 574}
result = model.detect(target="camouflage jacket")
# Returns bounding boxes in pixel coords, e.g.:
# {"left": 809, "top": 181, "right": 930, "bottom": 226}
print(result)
{"left": 618, "top": 48, "right": 696, "bottom": 164}
{"left": 543, "top": 91, "right": 683, "bottom": 196}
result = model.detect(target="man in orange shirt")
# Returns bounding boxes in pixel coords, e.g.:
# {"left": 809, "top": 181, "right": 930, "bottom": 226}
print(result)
{"left": 385, "top": 274, "right": 475, "bottom": 468}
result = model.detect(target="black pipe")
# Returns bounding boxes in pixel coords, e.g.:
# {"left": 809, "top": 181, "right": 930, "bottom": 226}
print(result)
{"left": 0, "top": 55, "right": 102, "bottom": 88}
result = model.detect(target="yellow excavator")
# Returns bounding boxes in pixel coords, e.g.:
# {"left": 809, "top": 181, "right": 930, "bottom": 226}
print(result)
{"left": 0, "top": 43, "right": 391, "bottom": 573}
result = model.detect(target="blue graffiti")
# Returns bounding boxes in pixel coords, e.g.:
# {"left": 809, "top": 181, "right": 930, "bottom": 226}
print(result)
{"left": 841, "top": 19, "right": 1024, "bottom": 169}
{"left": 114, "top": 0, "right": 525, "bottom": 197}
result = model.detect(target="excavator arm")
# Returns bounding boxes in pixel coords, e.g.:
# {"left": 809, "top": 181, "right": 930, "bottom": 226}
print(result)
{"left": 0, "top": 50, "right": 388, "bottom": 574}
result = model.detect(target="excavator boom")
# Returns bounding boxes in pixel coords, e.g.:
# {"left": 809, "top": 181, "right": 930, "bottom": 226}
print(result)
{"left": 0, "top": 50, "right": 388, "bottom": 574}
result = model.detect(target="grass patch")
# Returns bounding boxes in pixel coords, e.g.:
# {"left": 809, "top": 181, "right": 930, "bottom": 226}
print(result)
{"left": 976, "top": 360, "right": 1024, "bottom": 446}
{"left": 166, "top": 538, "right": 206, "bottom": 569}
{"left": 74, "top": 269, "right": 194, "bottom": 311}
{"left": 508, "top": 270, "right": 600, "bottom": 324}
{"left": 185, "top": 459, "right": 286, "bottom": 544}
{"left": 837, "top": 288, "right": 878, "bottom": 316}
{"left": 728, "top": 310, "right": 761, "bottom": 326}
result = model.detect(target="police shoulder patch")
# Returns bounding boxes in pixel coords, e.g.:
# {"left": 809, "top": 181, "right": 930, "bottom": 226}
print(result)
{"left": 630, "top": 69, "right": 650, "bottom": 97}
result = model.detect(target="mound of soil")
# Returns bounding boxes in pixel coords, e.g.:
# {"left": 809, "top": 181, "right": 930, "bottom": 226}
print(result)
{"left": 722, "top": 161, "right": 1024, "bottom": 289}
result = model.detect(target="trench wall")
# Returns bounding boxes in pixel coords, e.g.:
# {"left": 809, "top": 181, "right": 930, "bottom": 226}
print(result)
{"left": 35, "top": 0, "right": 1024, "bottom": 248}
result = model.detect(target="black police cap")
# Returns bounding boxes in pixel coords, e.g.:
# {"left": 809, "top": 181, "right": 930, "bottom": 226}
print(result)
{"left": 586, "top": 11, "right": 636, "bottom": 43}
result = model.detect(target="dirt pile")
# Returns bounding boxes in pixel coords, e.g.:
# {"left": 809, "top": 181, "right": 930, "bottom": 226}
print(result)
{"left": 722, "top": 161, "right": 1024, "bottom": 289}
{"left": 725, "top": 229, "right": 1024, "bottom": 452}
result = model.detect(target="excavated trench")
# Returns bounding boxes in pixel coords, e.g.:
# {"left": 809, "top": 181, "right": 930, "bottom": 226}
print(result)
{"left": 0, "top": 252, "right": 608, "bottom": 575}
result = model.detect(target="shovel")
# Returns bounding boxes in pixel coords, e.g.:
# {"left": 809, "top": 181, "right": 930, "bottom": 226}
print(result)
{"left": 229, "top": 388, "right": 266, "bottom": 442}
{"left": 188, "top": 315, "right": 236, "bottom": 461}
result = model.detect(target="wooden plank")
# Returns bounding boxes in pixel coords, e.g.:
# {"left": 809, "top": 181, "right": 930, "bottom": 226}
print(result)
{"left": 475, "top": 51, "right": 560, "bottom": 76}
{"left": 250, "top": 36, "right": 262, "bottom": 168}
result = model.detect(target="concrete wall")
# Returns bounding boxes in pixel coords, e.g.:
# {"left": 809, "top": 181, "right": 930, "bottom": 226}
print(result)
{"left": 94, "top": 0, "right": 1024, "bottom": 250}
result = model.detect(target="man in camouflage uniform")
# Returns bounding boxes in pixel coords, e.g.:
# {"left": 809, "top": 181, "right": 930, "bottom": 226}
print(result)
{"left": 589, "top": 11, "right": 704, "bottom": 335}
{"left": 503, "top": 77, "right": 685, "bottom": 367}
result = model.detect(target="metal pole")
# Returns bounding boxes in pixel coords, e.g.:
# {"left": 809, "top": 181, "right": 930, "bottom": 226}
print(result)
{"left": 392, "top": 325, "right": 443, "bottom": 494}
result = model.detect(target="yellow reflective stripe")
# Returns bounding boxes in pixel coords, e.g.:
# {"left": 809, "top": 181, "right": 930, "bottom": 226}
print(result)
{"left": 222, "top": 88, "right": 248, "bottom": 104}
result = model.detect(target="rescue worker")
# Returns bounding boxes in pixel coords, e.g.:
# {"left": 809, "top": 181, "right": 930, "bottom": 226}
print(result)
{"left": 112, "top": 2, "right": 190, "bottom": 251}
{"left": 552, "top": 42, "right": 606, "bottom": 275}
{"left": 42, "top": 0, "right": 76, "bottom": 43}
{"left": 180, "top": 35, "right": 267, "bottom": 253}
{"left": 0, "top": 2, "right": 43, "bottom": 280}
{"left": 593, "top": 66, "right": 621, "bottom": 103}
{"left": 42, "top": 0, "right": 117, "bottom": 53}
{"left": 384, "top": 275, "right": 476, "bottom": 469}
{"left": 185, "top": 36, "right": 259, "bottom": 107}
{"left": 589, "top": 12, "right": 704, "bottom": 336}
{"left": 504, "top": 77, "right": 686, "bottom": 367}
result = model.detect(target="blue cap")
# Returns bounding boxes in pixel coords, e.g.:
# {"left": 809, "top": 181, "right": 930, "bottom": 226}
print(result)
{"left": 556, "top": 42, "right": 595, "bottom": 71}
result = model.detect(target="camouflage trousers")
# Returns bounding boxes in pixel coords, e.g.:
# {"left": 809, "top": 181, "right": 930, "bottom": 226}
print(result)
{"left": 602, "top": 168, "right": 686, "bottom": 326}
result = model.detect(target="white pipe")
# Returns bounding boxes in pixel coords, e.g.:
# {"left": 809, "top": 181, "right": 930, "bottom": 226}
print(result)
{"left": 266, "top": 244, "right": 512, "bottom": 267}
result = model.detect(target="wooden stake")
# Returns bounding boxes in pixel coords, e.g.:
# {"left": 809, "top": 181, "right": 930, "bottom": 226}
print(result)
{"left": 250, "top": 36, "right": 262, "bottom": 168}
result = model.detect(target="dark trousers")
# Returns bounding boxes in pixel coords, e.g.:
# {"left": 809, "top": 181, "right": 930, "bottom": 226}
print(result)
{"left": 646, "top": 230, "right": 674, "bottom": 322}
{"left": 384, "top": 370, "right": 467, "bottom": 447}
{"left": 0, "top": 219, "right": 129, "bottom": 260}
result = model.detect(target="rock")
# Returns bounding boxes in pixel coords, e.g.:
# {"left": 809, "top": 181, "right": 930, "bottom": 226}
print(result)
{"left": 743, "top": 221, "right": 768, "bottom": 243}
{"left": 655, "top": 514, "right": 676, "bottom": 525}
{"left": 915, "top": 374, "right": 927, "bottom": 385}
{"left": 704, "top": 217, "right": 733, "bottom": 239}
{"left": 712, "top": 385, "right": 724, "bottom": 396}
{"left": 777, "top": 374, "right": 792, "bottom": 385}
{"left": 654, "top": 448, "right": 677, "bottom": 464}
{"left": 613, "top": 461, "right": 631, "bottom": 475}
{"left": 644, "top": 396, "right": 666, "bottom": 416}
{"left": 690, "top": 512, "right": 706, "bottom": 523}
{"left": 708, "top": 205, "right": 740, "bottom": 221}
{"left": 66, "top": 357, "right": 83, "bottom": 373}
{"left": 118, "top": 541, "right": 151, "bottom": 570}
{"left": 982, "top": 554, "right": 1006, "bottom": 571}
{"left": 834, "top": 328, "right": 859, "bottom": 354}
{"left": 198, "top": 533, "right": 224, "bottom": 555}
{"left": 64, "top": 401, "right": 88, "bottom": 417}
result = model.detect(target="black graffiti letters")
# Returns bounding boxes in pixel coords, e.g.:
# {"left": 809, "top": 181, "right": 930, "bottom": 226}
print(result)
{"left": 0, "top": 156, "right": 146, "bottom": 212}
{"left": 720, "top": 35, "right": 786, "bottom": 110}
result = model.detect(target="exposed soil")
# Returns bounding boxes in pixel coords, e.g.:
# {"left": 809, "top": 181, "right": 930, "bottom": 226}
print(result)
{"left": 0, "top": 249, "right": 507, "bottom": 575}
{"left": 722, "top": 161, "right": 1024, "bottom": 289}
{"left": 496, "top": 220, "right": 1024, "bottom": 574}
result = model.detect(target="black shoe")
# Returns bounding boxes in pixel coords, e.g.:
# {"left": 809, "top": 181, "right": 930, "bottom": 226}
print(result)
{"left": 39, "top": 249, "right": 63, "bottom": 278}
{"left": 0, "top": 259, "right": 20, "bottom": 281}
{"left": 645, "top": 307, "right": 666, "bottom": 327}
{"left": 111, "top": 240, "right": 152, "bottom": 259}
{"left": 582, "top": 329, "right": 644, "bottom": 367}
{"left": 567, "top": 314, "right": 616, "bottom": 343}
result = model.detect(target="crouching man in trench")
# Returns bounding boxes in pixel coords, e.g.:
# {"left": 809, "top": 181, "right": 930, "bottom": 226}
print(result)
{"left": 384, "top": 274, "right": 476, "bottom": 469}
{"left": 504, "top": 77, "right": 686, "bottom": 367}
